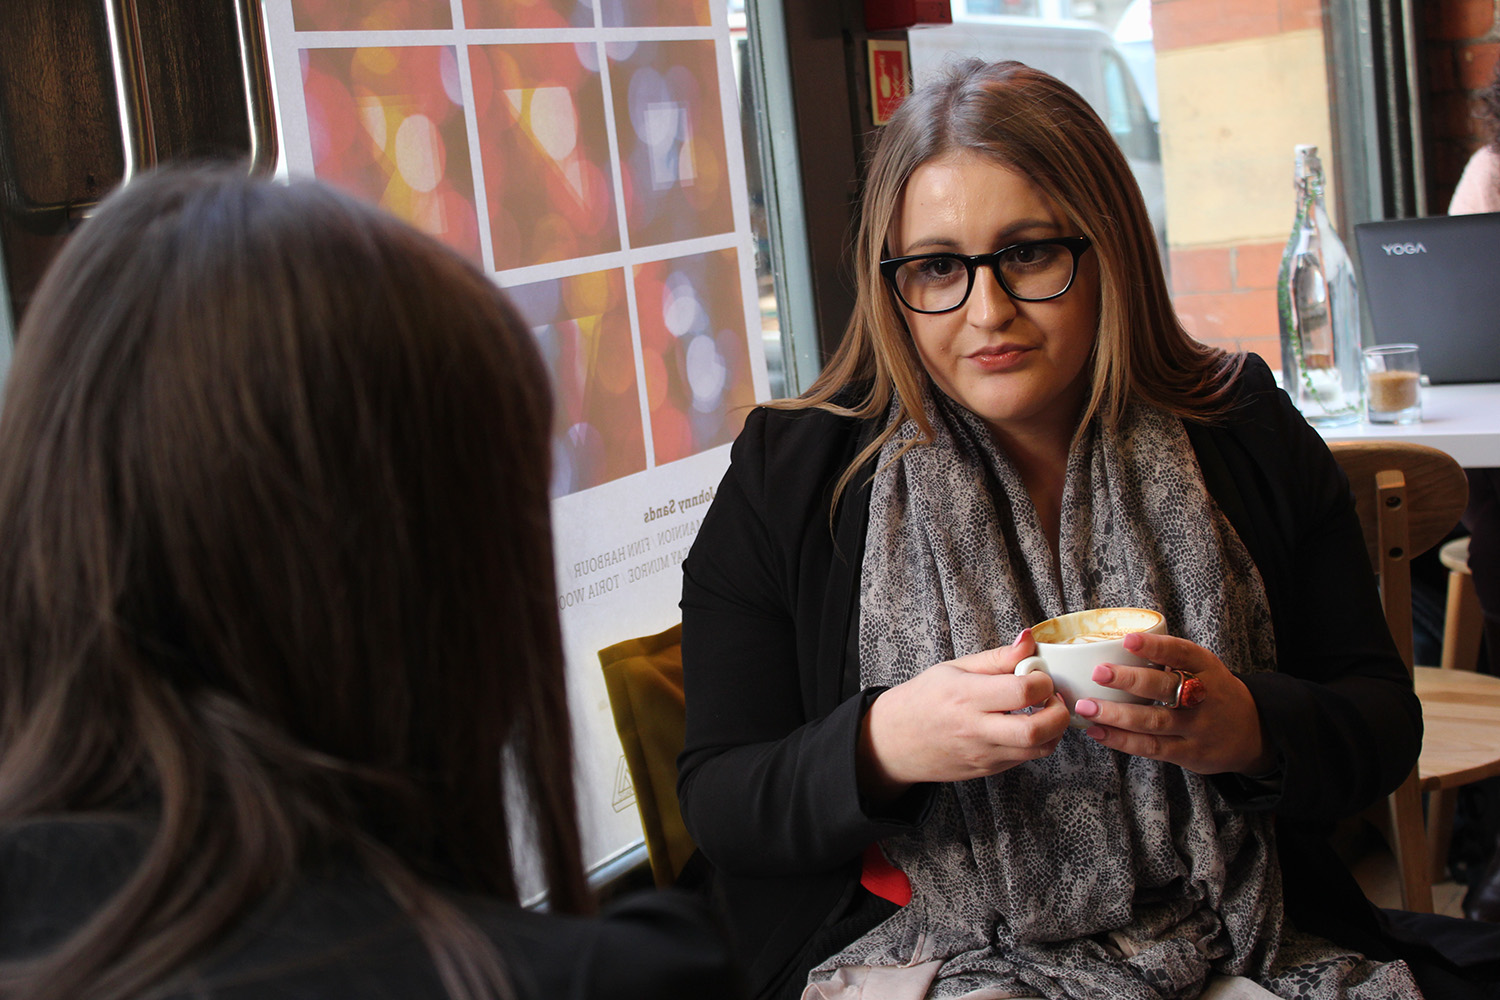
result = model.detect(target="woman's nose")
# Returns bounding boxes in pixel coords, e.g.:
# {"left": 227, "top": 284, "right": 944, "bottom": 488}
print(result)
{"left": 965, "top": 264, "right": 1018, "bottom": 328}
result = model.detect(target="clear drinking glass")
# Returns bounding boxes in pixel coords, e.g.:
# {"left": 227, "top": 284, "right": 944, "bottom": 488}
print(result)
{"left": 1363, "top": 344, "right": 1422, "bottom": 425}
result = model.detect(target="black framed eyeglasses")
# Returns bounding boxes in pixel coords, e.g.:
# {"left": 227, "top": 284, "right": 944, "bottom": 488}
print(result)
{"left": 879, "top": 236, "right": 1093, "bottom": 314}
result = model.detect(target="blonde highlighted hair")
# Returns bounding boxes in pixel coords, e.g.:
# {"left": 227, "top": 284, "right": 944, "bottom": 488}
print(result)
{"left": 782, "top": 59, "right": 1244, "bottom": 501}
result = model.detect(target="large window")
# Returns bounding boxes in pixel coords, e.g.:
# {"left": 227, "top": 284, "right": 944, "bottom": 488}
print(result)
{"left": 727, "top": 0, "right": 825, "bottom": 398}
{"left": 909, "top": 0, "right": 1391, "bottom": 370}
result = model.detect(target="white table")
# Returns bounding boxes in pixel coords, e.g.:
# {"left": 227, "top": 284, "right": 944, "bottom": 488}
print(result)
{"left": 1317, "top": 382, "right": 1500, "bottom": 468}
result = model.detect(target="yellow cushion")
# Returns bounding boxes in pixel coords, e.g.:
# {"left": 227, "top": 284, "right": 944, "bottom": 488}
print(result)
{"left": 599, "top": 623, "right": 696, "bottom": 886}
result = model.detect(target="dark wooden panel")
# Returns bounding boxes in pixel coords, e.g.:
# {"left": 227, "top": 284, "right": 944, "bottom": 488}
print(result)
{"left": 0, "top": 0, "right": 124, "bottom": 213}
{"left": 0, "top": 0, "right": 259, "bottom": 326}
{"left": 781, "top": 0, "right": 867, "bottom": 363}
{"left": 135, "top": 0, "right": 252, "bottom": 162}
{"left": 0, "top": 0, "right": 124, "bottom": 321}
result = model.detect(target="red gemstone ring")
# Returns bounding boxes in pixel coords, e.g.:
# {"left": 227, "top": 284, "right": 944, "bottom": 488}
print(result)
{"left": 1166, "top": 668, "right": 1207, "bottom": 710}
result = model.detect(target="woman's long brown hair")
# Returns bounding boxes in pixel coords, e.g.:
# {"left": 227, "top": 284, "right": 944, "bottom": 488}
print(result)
{"left": 0, "top": 167, "right": 590, "bottom": 999}
{"left": 783, "top": 59, "right": 1245, "bottom": 506}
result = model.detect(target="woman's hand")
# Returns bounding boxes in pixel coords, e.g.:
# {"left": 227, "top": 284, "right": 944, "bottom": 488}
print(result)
{"left": 857, "top": 629, "right": 1072, "bottom": 803}
{"left": 1072, "top": 631, "right": 1275, "bottom": 777}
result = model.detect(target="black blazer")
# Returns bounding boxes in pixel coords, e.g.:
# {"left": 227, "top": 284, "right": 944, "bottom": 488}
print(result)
{"left": 678, "top": 355, "right": 1422, "bottom": 996}
{"left": 0, "top": 818, "right": 746, "bottom": 999}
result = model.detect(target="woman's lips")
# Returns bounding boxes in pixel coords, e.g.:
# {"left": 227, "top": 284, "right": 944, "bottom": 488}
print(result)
{"left": 967, "top": 345, "right": 1033, "bottom": 372}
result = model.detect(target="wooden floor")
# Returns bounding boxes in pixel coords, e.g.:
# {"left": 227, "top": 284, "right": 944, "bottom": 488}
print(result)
{"left": 1342, "top": 663, "right": 1500, "bottom": 922}
{"left": 1347, "top": 824, "right": 1469, "bottom": 918}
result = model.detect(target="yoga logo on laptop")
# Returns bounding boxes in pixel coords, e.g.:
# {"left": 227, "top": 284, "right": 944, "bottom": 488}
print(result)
{"left": 1380, "top": 241, "right": 1427, "bottom": 256}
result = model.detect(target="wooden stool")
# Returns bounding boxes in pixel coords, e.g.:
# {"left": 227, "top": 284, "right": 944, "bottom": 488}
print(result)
{"left": 1428, "top": 536, "right": 1488, "bottom": 882}
{"left": 1438, "top": 537, "right": 1484, "bottom": 673}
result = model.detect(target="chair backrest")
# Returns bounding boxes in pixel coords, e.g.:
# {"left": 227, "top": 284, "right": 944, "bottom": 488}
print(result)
{"left": 598, "top": 623, "right": 696, "bottom": 887}
{"left": 1328, "top": 440, "right": 1469, "bottom": 675}
{"left": 1327, "top": 439, "right": 1467, "bottom": 913}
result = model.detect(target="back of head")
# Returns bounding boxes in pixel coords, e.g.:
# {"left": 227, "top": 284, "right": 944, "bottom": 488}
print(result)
{"left": 0, "top": 166, "right": 587, "bottom": 998}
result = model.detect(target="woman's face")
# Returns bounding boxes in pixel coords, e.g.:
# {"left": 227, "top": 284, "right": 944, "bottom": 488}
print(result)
{"left": 888, "top": 152, "right": 1100, "bottom": 448}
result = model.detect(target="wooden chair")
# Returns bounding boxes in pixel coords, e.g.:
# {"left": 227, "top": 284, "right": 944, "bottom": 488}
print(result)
{"left": 1437, "top": 537, "right": 1484, "bottom": 674}
{"left": 1418, "top": 529, "right": 1500, "bottom": 887}
{"left": 1329, "top": 440, "right": 1472, "bottom": 912}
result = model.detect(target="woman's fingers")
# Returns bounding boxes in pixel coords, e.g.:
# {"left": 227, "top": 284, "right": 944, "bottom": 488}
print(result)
{"left": 1073, "top": 633, "right": 1272, "bottom": 776}
{"left": 1122, "top": 631, "right": 1218, "bottom": 674}
{"left": 947, "top": 628, "right": 1036, "bottom": 675}
{"left": 1077, "top": 700, "right": 1186, "bottom": 762}
{"left": 858, "top": 642, "right": 1073, "bottom": 796}
{"left": 950, "top": 664, "right": 1059, "bottom": 714}
{"left": 988, "top": 693, "right": 1071, "bottom": 748}
{"left": 1084, "top": 661, "right": 1187, "bottom": 706}
{"left": 941, "top": 692, "right": 1071, "bottom": 773}
{"left": 1089, "top": 632, "right": 1228, "bottom": 707}
{"left": 1079, "top": 687, "right": 1269, "bottom": 776}
{"left": 865, "top": 630, "right": 1271, "bottom": 785}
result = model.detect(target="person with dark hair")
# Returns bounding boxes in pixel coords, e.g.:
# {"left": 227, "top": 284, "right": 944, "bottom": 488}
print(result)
{"left": 0, "top": 166, "right": 742, "bottom": 1000}
{"left": 677, "top": 59, "right": 1500, "bottom": 1000}
{"left": 1450, "top": 61, "right": 1500, "bottom": 214}
{"left": 1447, "top": 58, "right": 1500, "bottom": 924}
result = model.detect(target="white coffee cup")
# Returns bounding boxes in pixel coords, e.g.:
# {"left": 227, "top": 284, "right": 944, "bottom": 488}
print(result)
{"left": 1015, "top": 607, "right": 1167, "bottom": 728}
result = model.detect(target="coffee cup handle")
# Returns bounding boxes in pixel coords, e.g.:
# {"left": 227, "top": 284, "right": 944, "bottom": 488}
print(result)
{"left": 1015, "top": 656, "right": 1047, "bottom": 677}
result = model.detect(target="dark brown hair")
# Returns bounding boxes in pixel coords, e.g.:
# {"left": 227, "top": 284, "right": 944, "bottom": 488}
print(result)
{"left": 1484, "top": 58, "right": 1500, "bottom": 153}
{"left": 786, "top": 60, "right": 1243, "bottom": 500}
{"left": 0, "top": 167, "right": 589, "bottom": 999}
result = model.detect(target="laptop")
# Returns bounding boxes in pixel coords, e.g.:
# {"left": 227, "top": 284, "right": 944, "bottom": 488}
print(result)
{"left": 1353, "top": 212, "right": 1500, "bottom": 384}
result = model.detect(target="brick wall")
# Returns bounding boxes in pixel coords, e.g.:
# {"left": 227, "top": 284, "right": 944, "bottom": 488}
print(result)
{"left": 1152, "top": 0, "right": 1321, "bottom": 50}
{"left": 1157, "top": 1, "right": 1497, "bottom": 364}
{"left": 1424, "top": 0, "right": 1500, "bottom": 210}
{"left": 1167, "top": 240, "right": 1285, "bottom": 369}
{"left": 1154, "top": 0, "right": 1326, "bottom": 363}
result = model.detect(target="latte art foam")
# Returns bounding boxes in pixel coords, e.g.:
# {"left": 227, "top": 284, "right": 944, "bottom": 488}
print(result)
{"left": 1031, "top": 607, "right": 1163, "bottom": 645}
{"left": 1055, "top": 629, "right": 1131, "bottom": 644}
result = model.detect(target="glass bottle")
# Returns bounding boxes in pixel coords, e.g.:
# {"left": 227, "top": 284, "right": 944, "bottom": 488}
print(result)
{"left": 1276, "top": 144, "right": 1363, "bottom": 426}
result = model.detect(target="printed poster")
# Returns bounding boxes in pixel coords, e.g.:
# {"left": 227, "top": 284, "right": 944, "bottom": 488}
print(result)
{"left": 262, "top": 0, "right": 769, "bottom": 879}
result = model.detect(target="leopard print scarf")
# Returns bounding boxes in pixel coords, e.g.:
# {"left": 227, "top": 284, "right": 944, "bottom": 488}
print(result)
{"left": 807, "top": 388, "right": 1419, "bottom": 999}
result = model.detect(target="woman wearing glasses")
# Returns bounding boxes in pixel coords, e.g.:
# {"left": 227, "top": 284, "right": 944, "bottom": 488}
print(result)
{"left": 678, "top": 60, "right": 1500, "bottom": 999}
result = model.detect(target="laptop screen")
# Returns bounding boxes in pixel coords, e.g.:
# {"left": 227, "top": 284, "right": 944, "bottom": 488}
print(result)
{"left": 1353, "top": 212, "right": 1500, "bottom": 385}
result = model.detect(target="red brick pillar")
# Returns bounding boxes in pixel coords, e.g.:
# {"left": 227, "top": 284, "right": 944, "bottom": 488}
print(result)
{"left": 1423, "top": 0, "right": 1500, "bottom": 210}
{"left": 1154, "top": 0, "right": 1326, "bottom": 367}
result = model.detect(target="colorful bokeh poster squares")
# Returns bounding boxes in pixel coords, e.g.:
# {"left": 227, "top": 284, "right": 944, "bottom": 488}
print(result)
{"left": 291, "top": 0, "right": 451, "bottom": 31}
{"left": 636, "top": 249, "right": 755, "bottom": 465}
{"left": 609, "top": 40, "right": 733, "bottom": 249}
{"left": 284, "top": 11, "right": 760, "bottom": 483}
{"left": 301, "top": 46, "right": 480, "bottom": 258}
{"left": 600, "top": 0, "right": 712, "bottom": 27}
{"left": 471, "top": 44, "right": 620, "bottom": 271}
{"left": 463, "top": 0, "right": 595, "bottom": 29}
{"left": 508, "top": 270, "right": 647, "bottom": 497}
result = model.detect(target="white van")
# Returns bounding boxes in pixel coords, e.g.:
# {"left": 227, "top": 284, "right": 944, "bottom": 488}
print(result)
{"left": 907, "top": 15, "right": 1167, "bottom": 256}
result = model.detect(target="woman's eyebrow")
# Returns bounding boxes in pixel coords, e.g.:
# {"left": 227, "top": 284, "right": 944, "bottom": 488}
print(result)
{"left": 898, "top": 218, "right": 1064, "bottom": 255}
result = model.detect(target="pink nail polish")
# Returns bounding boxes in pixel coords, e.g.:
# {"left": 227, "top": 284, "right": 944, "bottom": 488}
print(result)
{"left": 1092, "top": 664, "right": 1114, "bottom": 684}
{"left": 1075, "top": 699, "right": 1099, "bottom": 717}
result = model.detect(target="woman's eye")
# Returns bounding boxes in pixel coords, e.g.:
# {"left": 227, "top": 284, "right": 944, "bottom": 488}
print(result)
{"left": 1004, "top": 244, "right": 1052, "bottom": 267}
{"left": 913, "top": 257, "right": 961, "bottom": 281}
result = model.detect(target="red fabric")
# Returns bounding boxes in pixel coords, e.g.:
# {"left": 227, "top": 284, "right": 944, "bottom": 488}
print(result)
{"left": 860, "top": 842, "right": 912, "bottom": 906}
